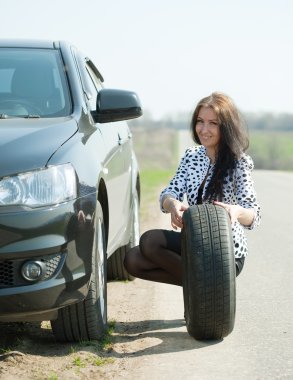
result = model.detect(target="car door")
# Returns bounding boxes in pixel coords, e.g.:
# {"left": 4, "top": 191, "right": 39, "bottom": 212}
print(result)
{"left": 113, "top": 118, "right": 133, "bottom": 230}
{"left": 83, "top": 61, "right": 132, "bottom": 254}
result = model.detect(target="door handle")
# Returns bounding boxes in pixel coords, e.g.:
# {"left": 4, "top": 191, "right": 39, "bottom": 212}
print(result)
{"left": 118, "top": 134, "right": 128, "bottom": 145}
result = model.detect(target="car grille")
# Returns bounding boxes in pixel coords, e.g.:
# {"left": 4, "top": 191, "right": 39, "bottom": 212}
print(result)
{"left": 0, "top": 253, "right": 63, "bottom": 288}
{"left": 0, "top": 260, "right": 14, "bottom": 287}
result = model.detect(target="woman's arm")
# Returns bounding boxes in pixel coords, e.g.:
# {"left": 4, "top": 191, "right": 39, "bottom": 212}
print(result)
{"left": 159, "top": 149, "right": 190, "bottom": 230}
{"left": 159, "top": 148, "right": 195, "bottom": 213}
{"left": 213, "top": 201, "right": 255, "bottom": 226}
{"left": 216, "top": 154, "right": 261, "bottom": 228}
{"left": 162, "top": 195, "right": 188, "bottom": 230}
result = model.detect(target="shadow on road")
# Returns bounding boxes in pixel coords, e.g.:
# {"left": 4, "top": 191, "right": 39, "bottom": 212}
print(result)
{"left": 111, "top": 318, "right": 222, "bottom": 358}
{"left": 0, "top": 322, "right": 60, "bottom": 356}
{"left": 0, "top": 318, "right": 223, "bottom": 361}
{"left": 115, "top": 318, "right": 185, "bottom": 334}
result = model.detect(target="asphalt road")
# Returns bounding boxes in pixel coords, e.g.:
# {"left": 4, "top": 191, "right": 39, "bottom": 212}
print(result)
{"left": 108, "top": 131, "right": 293, "bottom": 380}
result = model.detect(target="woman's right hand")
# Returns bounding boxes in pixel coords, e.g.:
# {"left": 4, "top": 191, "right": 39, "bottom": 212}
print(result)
{"left": 163, "top": 197, "right": 188, "bottom": 230}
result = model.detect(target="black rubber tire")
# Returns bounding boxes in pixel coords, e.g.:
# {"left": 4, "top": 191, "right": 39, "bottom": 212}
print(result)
{"left": 51, "top": 202, "right": 107, "bottom": 342}
{"left": 107, "top": 189, "right": 140, "bottom": 281}
{"left": 181, "top": 204, "right": 236, "bottom": 340}
{"left": 107, "top": 245, "right": 134, "bottom": 281}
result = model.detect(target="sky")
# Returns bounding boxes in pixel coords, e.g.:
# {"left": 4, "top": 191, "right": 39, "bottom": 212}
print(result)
{"left": 0, "top": 0, "right": 292, "bottom": 119}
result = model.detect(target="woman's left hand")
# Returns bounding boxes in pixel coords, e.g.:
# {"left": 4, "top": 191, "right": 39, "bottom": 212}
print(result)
{"left": 213, "top": 201, "right": 255, "bottom": 227}
{"left": 213, "top": 201, "right": 242, "bottom": 224}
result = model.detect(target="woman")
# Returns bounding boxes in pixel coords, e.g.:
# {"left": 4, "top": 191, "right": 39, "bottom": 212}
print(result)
{"left": 124, "top": 92, "right": 261, "bottom": 286}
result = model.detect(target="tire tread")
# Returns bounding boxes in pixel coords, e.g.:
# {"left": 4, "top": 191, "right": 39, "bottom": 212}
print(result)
{"left": 182, "top": 204, "right": 236, "bottom": 340}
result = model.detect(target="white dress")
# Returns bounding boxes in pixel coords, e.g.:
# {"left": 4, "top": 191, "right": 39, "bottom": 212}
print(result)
{"left": 160, "top": 145, "right": 261, "bottom": 258}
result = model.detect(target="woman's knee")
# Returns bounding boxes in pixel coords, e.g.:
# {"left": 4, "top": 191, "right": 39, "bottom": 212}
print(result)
{"left": 124, "top": 246, "right": 141, "bottom": 276}
{"left": 139, "top": 229, "right": 165, "bottom": 258}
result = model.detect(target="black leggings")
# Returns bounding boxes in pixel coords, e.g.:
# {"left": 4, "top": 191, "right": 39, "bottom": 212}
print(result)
{"left": 159, "top": 229, "right": 245, "bottom": 277}
{"left": 124, "top": 229, "right": 245, "bottom": 287}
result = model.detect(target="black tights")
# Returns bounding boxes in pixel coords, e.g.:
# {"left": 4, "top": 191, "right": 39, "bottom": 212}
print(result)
{"left": 124, "top": 229, "right": 182, "bottom": 286}
{"left": 124, "top": 229, "right": 245, "bottom": 286}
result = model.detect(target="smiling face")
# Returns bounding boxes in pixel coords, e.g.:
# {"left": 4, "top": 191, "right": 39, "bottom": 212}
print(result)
{"left": 195, "top": 106, "right": 221, "bottom": 161}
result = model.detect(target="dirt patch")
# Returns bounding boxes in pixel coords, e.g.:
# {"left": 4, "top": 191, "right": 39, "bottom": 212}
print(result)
{"left": 0, "top": 320, "right": 115, "bottom": 379}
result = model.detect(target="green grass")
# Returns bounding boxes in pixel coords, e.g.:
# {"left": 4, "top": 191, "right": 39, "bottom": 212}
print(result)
{"left": 48, "top": 373, "right": 58, "bottom": 380}
{"left": 131, "top": 128, "right": 179, "bottom": 222}
{"left": 67, "top": 319, "right": 116, "bottom": 373}
{"left": 72, "top": 355, "right": 86, "bottom": 368}
{"left": 72, "top": 319, "right": 116, "bottom": 353}
{"left": 139, "top": 168, "right": 175, "bottom": 221}
{"left": 248, "top": 130, "right": 293, "bottom": 170}
{"left": 72, "top": 353, "right": 114, "bottom": 369}
{"left": 141, "top": 168, "right": 174, "bottom": 200}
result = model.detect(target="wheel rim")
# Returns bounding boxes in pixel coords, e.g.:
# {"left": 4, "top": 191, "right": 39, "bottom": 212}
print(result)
{"left": 96, "top": 217, "right": 106, "bottom": 324}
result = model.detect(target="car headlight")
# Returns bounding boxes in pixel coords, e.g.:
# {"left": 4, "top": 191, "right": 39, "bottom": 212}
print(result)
{"left": 0, "top": 164, "right": 77, "bottom": 207}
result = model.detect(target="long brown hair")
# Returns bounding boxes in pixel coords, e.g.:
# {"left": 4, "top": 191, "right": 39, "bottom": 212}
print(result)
{"left": 190, "top": 92, "right": 249, "bottom": 201}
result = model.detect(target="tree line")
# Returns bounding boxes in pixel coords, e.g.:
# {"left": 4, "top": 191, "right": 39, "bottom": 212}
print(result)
{"left": 129, "top": 111, "right": 293, "bottom": 131}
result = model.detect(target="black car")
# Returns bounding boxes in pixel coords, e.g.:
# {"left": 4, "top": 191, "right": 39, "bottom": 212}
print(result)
{"left": 0, "top": 39, "right": 142, "bottom": 342}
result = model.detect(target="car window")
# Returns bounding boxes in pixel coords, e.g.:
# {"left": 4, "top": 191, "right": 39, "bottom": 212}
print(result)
{"left": 71, "top": 49, "right": 102, "bottom": 112}
{"left": 0, "top": 48, "right": 71, "bottom": 117}
{"left": 86, "top": 63, "right": 103, "bottom": 92}
{"left": 83, "top": 66, "right": 99, "bottom": 111}
{"left": 83, "top": 63, "right": 103, "bottom": 111}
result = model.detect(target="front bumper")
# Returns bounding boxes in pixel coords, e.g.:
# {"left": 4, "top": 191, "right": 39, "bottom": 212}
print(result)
{"left": 0, "top": 196, "right": 95, "bottom": 321}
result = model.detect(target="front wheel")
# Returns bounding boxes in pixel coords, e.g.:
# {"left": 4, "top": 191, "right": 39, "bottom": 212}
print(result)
{"left": 107, "top": 188, "right": 140, "bottom": 281}
{"left": 51, "top": 201, "right": 107, "bottom": 342}
{"left": 181, "top": 204, "right": 236, "bottom": 340}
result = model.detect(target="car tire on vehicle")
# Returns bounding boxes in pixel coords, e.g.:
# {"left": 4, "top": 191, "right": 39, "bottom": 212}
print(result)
{"left": 181, "top": 204, "right": 236, "bottom": 340}
{"left": 51, "top": 201, "right": 107, "bottom": 342}
{"left": 107, "top": 188, "right": 140, "bottom": 281}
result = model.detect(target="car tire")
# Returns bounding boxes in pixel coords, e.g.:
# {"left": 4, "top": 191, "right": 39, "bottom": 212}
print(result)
{"left": 181, "top": 204, "right": 236, "bottom": 340}
{"left": 107, "top": 188, "right": 140, "bottom": 281}
{"left": 51, "top": 201, "right": 107, "bottom": 342}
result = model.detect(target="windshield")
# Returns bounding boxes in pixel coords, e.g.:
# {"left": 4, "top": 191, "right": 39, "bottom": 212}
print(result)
{"left": 0, "top": 48, "right": 71, "bottom": 118}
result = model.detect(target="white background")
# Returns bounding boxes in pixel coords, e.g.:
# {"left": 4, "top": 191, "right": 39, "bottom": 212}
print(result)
{"left": 0, "top": 0, "right": 292, "bottom": 119}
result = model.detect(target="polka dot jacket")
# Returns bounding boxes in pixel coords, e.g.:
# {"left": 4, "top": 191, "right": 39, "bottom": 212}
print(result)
{"left": 160, "top": 145, "right": 261, "bottom": 258}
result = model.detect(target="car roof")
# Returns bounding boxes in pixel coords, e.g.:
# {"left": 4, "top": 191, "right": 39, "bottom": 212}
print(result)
{"left": 0, "top": 39, "right": 62, "bottom": 49}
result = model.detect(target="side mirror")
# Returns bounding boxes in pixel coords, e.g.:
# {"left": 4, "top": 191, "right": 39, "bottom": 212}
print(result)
{"left": 92, "top": 89, "right": 143, "bottom": 123}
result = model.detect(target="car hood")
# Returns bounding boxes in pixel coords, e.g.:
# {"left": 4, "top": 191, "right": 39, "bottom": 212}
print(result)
{"left": 0, "top": 117, "right": 78, "bottom": 177}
